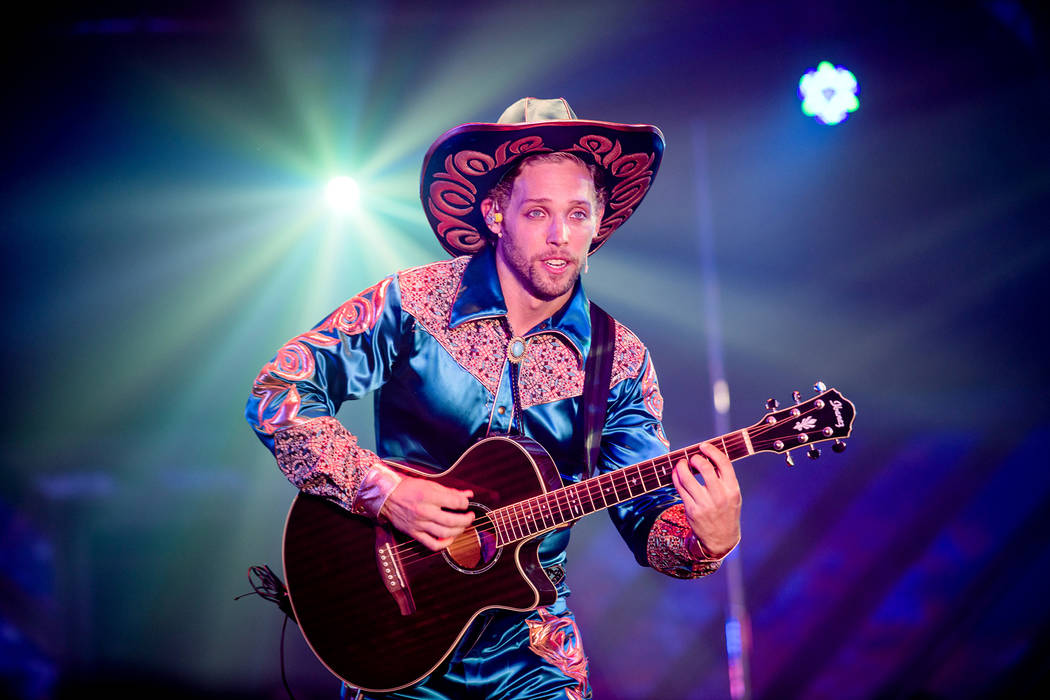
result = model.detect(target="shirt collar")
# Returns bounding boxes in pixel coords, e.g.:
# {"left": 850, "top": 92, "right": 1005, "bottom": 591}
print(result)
{"left": 450, "top": 246, "right": 592, "bottom": 362}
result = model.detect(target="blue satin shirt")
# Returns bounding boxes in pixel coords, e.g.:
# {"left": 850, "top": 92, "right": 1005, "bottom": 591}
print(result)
{"left": 246, "top": 247, "right": 716, "bottom": 582}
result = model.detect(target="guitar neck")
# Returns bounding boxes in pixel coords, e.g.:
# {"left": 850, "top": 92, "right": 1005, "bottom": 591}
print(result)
{"left": 489, "top": 430, "right": 752, "bottom": 546}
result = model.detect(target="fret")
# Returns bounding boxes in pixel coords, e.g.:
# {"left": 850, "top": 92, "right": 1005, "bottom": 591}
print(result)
{"left": 537, "top": 496, "right": 552, "bottom": 530}
{"left": 529, "top": 498, "right": 544, "bottom": 533}
{"left": 626, "top": 466, "right": 644, "bottom": 496}
{"left": 654, "top": 455, "right": 674, "bottom": 485}
{"left": 574, "top": 483, "right": 589, "bottom": 515}
{"left": 639, "top": 460, "right": 662, "bottom": 492}
{"left": 599, "top": 473, "right": 616, "bottom": 505}
{"left": 563, "top": 490, "right": 577, "bottom": 520}
{"left": 546, "top": 495, "right": 562, "bottom": 528}
{"left": 612, "top": 468, "right": 633, "bottom": 502}
{"left": 546, "top": 492, "right": 561, "bottom": 523}
{"left": 534, "top": 496, "right": 552, "bottom": 530}
{"left": 490, "top": 508, "right": 504, "bottom": 546}
{"left": 516, "top": 503, "right": 532, "bottom": 537}
{"left": 526, "top": 501, "right": 539, "bottom": 536}
{"left": 510, "top": 504, "right": 525, "bottom": 540}
{"left": 521, "top": 499, "right": 535, "bottom": 537}
{"left": 549, "top": 491, "right": 565, "bottom": 522}
{"left": 494, "top": 507, "right": 511, "bottom": 545}
{"left": 568, "top": 489, "right": 584, "bottom": 518}
{"left": 593, "top": 476, "right": 611, "bottom": 509}
{"left": 580, "top": 481, "right": 598, "bottom": 514}
{"left": 586, "top": 479, "right": 607, "bottom": 512}
{"left": 597, "top": 480, "right": 610, "bottom": 508}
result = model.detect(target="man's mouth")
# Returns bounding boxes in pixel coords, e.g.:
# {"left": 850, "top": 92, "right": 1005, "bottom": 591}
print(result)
{"left": 542, "top": 258, "right": 571, "bottom": 271}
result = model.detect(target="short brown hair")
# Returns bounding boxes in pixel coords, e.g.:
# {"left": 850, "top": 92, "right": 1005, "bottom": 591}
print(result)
{"left": 486, "top": 152, "right": 607, "bottom": 216}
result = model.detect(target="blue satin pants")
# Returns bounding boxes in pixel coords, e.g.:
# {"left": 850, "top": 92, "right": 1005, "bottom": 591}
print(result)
{"left": 355, "top": 600, "right": 591, "bottom": 700}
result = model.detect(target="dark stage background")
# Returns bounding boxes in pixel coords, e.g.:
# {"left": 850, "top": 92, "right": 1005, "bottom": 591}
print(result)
{"left": 2, "top": 1, "right": 1048, "bottom": 698}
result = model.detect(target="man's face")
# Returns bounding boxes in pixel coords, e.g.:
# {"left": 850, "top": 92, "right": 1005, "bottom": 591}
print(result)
{"left": 493, "top": 159, "right": 602, "bottom": 303}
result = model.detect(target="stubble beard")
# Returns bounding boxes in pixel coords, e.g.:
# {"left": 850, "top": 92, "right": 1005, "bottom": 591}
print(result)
{"left": 497, "top": 240, "right": 582, "bottom": 303}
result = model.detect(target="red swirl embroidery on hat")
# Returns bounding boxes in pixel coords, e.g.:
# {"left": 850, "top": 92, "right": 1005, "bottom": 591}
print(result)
{"left": 453, "top": 150, "right": 495, "bottom": 176}
{"left": 428, "top": 132, "right": 655, "bottom": 254}
{"left": 498, "top": 135, "right": 546, "bottom": 162}
{"left": 572, "top": 134, "right": 614, "bottom": 163}
{"left": 608, "top": 151, "right": 653, "bottom": 179}
{"left": 428, "top": 136, "right": 548, "bottom": 254}
{"left": 430, "top": 180, "right": 475, "bottom": 215}
{"left": 570, "top": 138, "right": 656, "bottom": 245}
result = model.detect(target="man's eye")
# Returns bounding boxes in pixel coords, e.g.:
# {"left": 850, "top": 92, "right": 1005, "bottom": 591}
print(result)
{"left": 526, "top": 209, "right": 545, "bottom": 219}
{"left": 570, "top": 210, "right": 588, "bottom": 220}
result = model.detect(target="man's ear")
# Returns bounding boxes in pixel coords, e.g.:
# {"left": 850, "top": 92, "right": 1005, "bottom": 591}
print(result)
{"left": 480, "top": 198, "right": 502, "bottom": 235}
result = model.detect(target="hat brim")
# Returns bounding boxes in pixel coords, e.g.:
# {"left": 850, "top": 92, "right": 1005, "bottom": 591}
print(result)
{"left": 420, "top": 119, "right": 664, "bottom": 257}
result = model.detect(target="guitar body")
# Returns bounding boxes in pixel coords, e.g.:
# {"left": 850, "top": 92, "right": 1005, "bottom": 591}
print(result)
{"left": 280, "top": 386, "right": 856, "bottom": 693}
{"left": 282, "top": 435, "right": 565, "bottom": 692}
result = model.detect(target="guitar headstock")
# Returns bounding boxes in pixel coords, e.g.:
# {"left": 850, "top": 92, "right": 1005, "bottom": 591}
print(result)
{"left": 747, "top": 384, "right": 855, "bottom": 465}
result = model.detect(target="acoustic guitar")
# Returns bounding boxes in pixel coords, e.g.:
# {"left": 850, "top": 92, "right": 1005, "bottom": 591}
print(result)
{"left": 282, "top": 385, "right": 855, "bottom": 691}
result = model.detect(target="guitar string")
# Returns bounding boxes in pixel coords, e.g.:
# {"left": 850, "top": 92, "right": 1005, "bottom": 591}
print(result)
{"left": 392, "top": 403, "right": 841, "bottom": 566}
{"left": 391, "top": 400, "right": 841, "bottom": 563}
{"left": 390, "top": 452, "right": 689, "bottom": 566}
{"left": 390, "top": 400, "right": 841, "bottom": 564}
{"left": 391, "top": 444, "right": 743, "bottom": 566}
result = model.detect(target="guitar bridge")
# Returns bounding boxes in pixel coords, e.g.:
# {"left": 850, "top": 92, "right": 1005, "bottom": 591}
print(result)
{"left": 375, "top": 525, "right": 416, "bottom": 616}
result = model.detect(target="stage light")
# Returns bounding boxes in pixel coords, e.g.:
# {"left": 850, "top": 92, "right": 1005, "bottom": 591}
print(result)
{"left": 799, "top": 61, "right": 859, "bottom": 125}
{"left": 713, "top": 378, "right": 731, "bottom": 415}
{"left": 325, "top": 175, "right": 361, "bottom": 213}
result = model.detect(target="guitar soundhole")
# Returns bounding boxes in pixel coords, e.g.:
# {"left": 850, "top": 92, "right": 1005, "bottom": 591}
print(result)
{"left": 443, "top": 503, "right": 501, "bottom": 574}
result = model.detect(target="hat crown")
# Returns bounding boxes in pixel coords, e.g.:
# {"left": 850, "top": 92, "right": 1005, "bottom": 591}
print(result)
{"left": 497, "top": 97, "right": 578, "bottom": 125}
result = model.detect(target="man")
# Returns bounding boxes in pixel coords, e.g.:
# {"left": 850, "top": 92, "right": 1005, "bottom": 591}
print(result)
{"left": 247, "top": 97, "right": 742, "bottom": 699}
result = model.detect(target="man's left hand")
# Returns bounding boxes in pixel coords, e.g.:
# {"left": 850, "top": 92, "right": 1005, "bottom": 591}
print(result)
{"left": 670, "top": 442, "right": 742, "bottom": 559}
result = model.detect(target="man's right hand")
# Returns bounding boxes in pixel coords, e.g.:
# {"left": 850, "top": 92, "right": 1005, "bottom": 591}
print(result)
{"left": 379, "top": 477, "right": 475, "bottom": 551}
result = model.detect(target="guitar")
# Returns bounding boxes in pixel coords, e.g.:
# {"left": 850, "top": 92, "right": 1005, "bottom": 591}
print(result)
{"left": 282, "top": 386, "right": 855, "bottom": 692}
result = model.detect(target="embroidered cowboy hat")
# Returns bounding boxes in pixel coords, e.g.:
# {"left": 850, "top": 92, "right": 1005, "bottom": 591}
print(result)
{"left": 420, "top": 97, "right": 665, "bottom": 257}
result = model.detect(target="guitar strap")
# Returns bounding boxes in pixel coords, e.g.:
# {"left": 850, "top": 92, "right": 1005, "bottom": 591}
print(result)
{"left": 583, "top": 302, "right": 615, "bottom": 479}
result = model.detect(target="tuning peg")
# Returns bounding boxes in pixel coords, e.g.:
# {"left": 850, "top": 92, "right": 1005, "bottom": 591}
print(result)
{"left": 766, "top": 398, "right": 779, "bottom": 410}
{"left": 785, "top": 450, "right": 795, "bottom": 467}
{"left": 832, "top": 439, "right": 847, "bottom": 453}
{"left": 813, "top": 381, "right": 826, "bottom": 393}
{"left": 792, "top": 390, "right": 802, "bottom": 404}
{"left": 807, "top": 447, "right": 821, "bottom": 460}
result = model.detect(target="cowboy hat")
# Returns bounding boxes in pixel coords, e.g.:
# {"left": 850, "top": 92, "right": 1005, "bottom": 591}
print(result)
{"left": 420, "top": 97, "right": 664, "bottom": 257}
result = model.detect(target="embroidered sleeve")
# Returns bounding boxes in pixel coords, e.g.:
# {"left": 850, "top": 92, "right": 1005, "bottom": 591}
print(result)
{"left": 246, "top": 274, "right": 410, "bottom": 516}
{"left": 646, "top": 503, "right": 730, "bottom": 579}
{"left": 602, "top": 342, "right": 683, "bottom": 569}
{"left": 273, "top": 416, "right": 402, "bottom": 518}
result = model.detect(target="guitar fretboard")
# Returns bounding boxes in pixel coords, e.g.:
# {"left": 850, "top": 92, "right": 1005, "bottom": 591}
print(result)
{"left": 489, "top": 429, "right": 753, "bottom": 546}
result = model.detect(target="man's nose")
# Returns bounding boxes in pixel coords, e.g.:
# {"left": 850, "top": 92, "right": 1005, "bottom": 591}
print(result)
{"left": 547, "top": 217, "right": 570, "bottom": 245}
